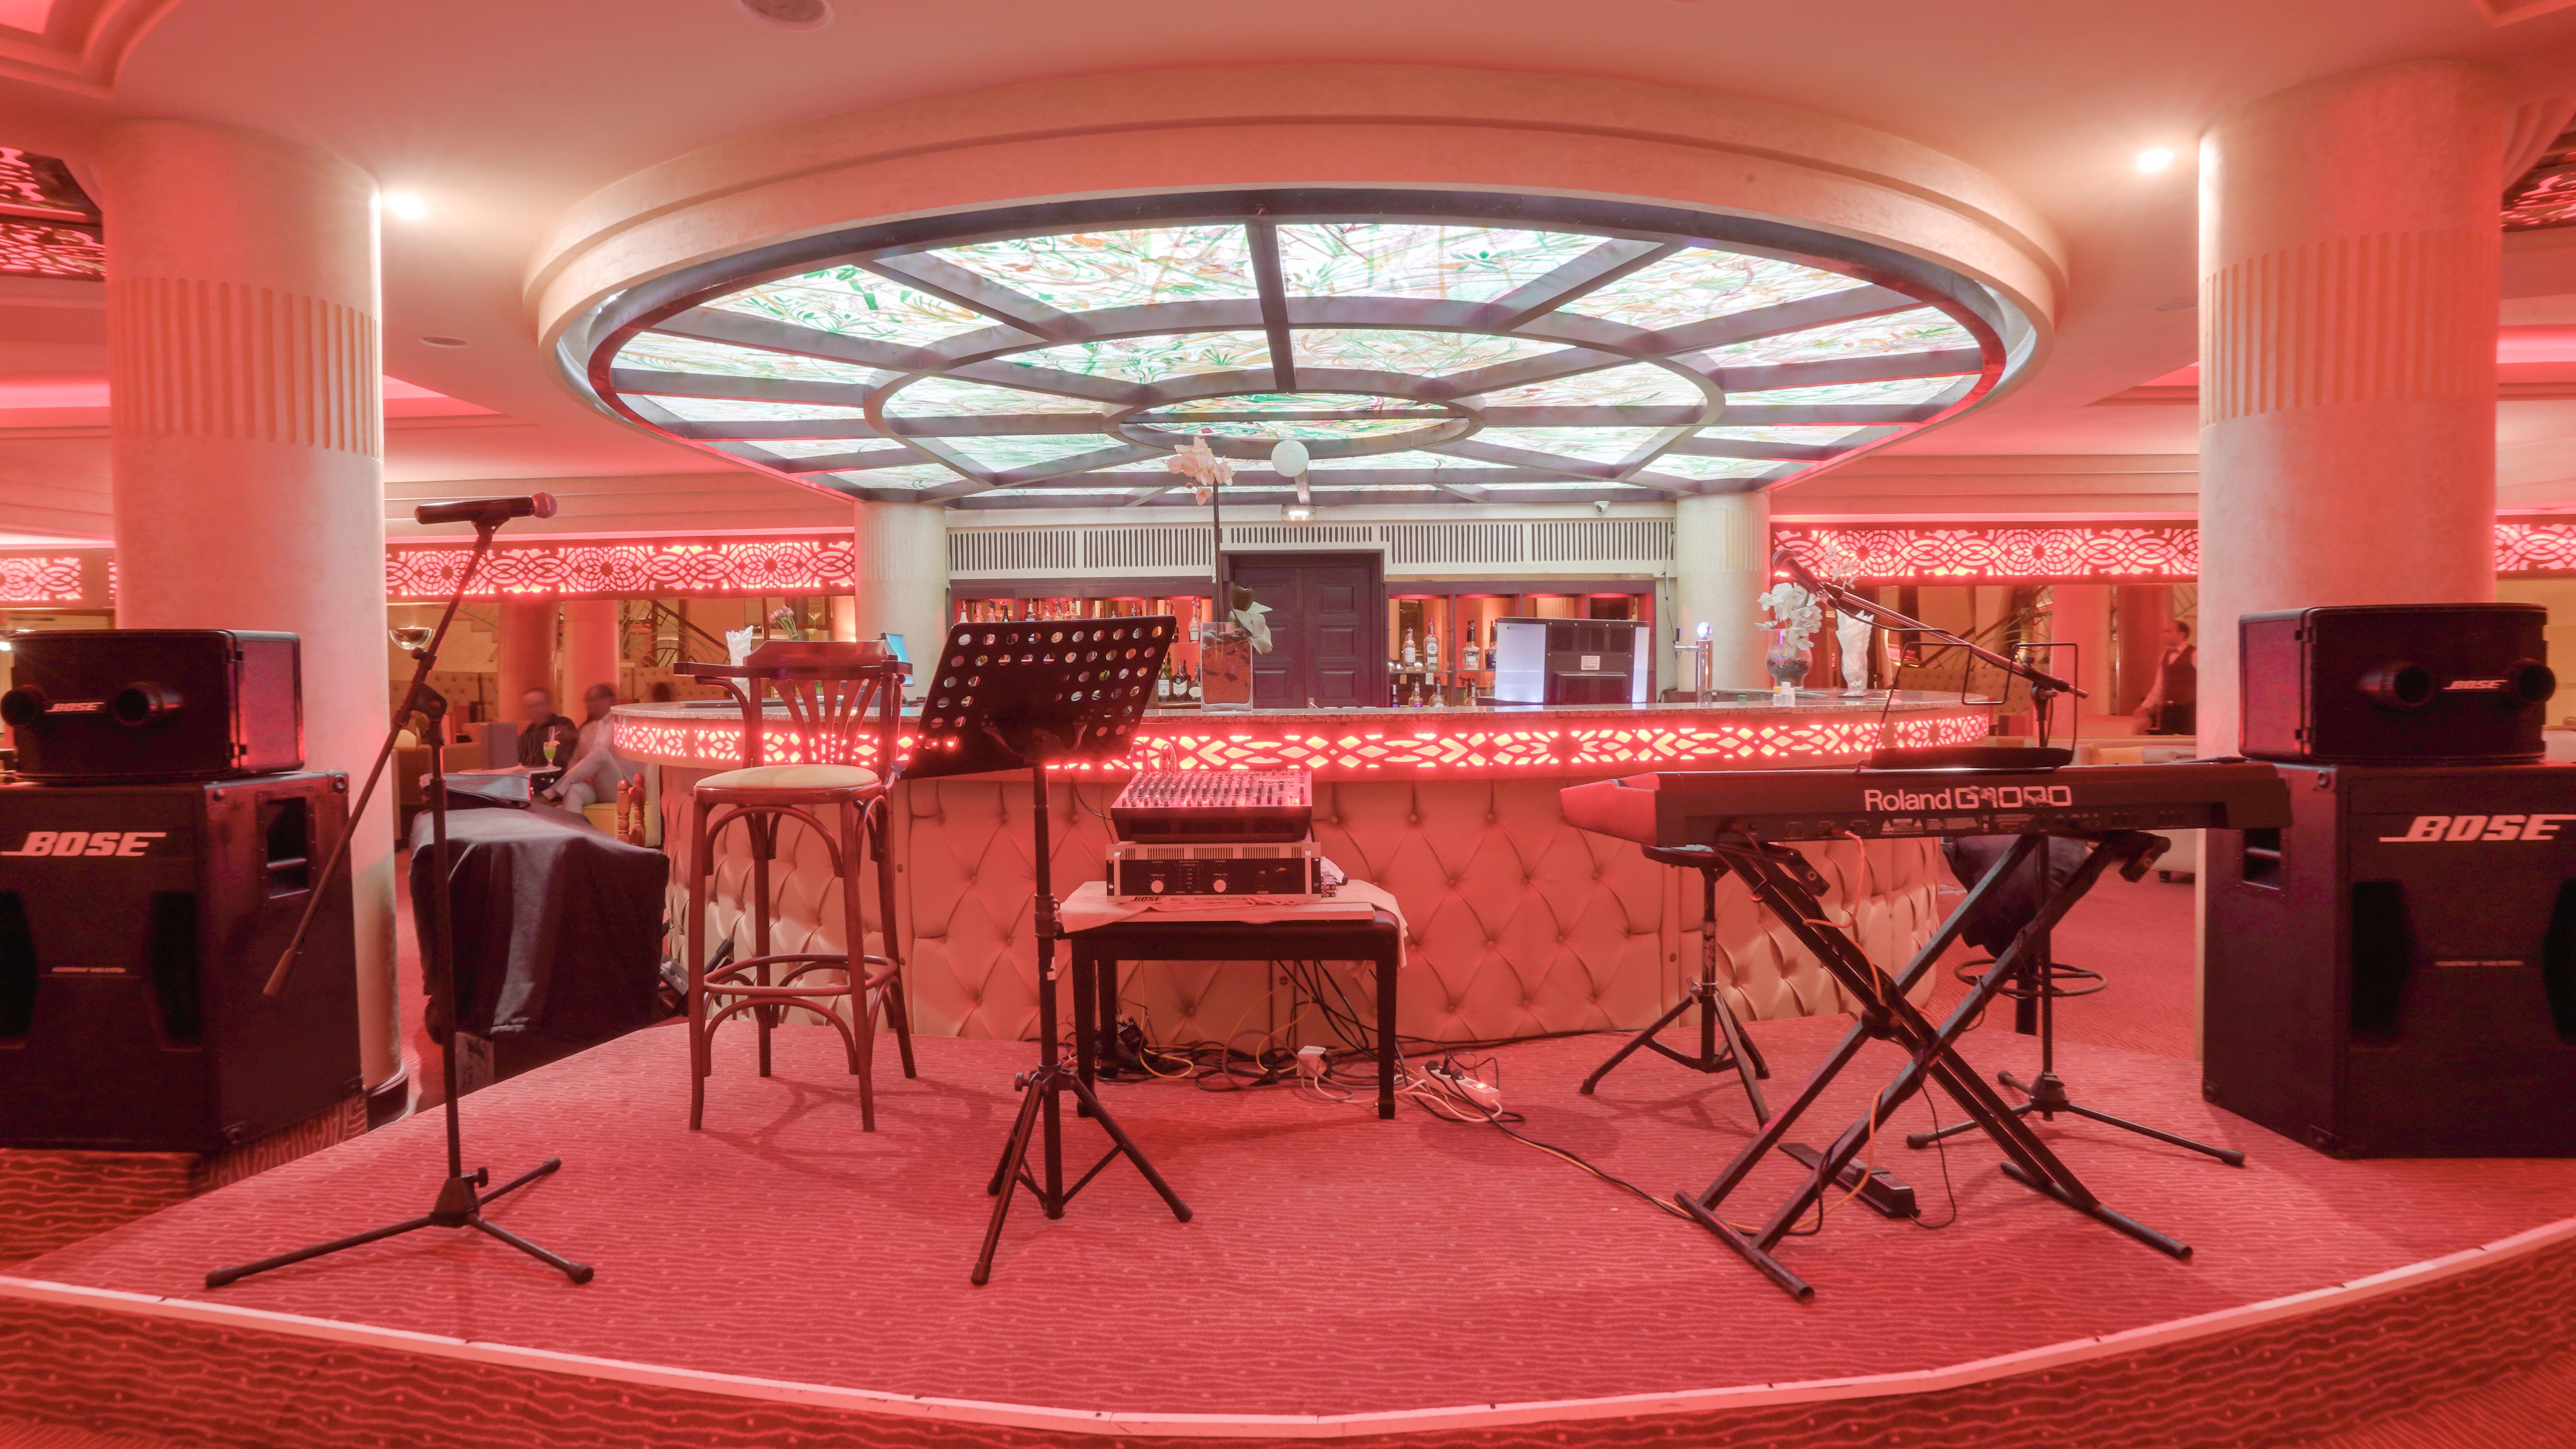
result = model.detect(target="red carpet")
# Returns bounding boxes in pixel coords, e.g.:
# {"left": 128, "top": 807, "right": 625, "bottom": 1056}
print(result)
{"left": 4, "top": 866, "right": 2573, "bottom": 1447}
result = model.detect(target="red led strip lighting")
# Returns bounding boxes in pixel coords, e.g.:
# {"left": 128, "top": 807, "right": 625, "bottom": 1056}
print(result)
{"left": 385, "top": 535, "right": 857, "bottom": 601}
{"left": 614, "top": 711, "right": 1991, "bottom": 778}
{"left": 1773, "top": 524, "right": 2200, "bottom": 583}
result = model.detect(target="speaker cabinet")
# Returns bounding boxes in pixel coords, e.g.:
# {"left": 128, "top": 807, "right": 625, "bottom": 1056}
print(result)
{"left": 0, "top": 772, "right": 357, "bottom": 1151}
{"left": 2, "top": 629, "right": 302, "bottom": 782}
{"left": 2239, "top": 604, "right": 2552, "bottom": 765}
{"left": 2205, "top": 763, "right": 2576, "bottom": 1156}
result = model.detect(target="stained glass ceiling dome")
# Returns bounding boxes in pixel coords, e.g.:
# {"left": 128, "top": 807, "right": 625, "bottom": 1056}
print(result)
{"left": 576, "top": 191, "right": 2026, "bottom": 509}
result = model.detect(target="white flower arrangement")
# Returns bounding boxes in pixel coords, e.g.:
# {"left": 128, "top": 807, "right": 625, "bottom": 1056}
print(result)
{"left": 1163, "top": 434, "right": 1234, "bottom": 503}
{"left": 1756, "top": 582, "right": 1823, "bottom": 653}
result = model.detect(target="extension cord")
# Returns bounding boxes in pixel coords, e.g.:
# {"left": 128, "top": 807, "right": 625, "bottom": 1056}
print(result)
{"left": 1427, "top": 1061, "right": 1501, "bottom": 1112}
{"left": 1294, "top": 1044, "right": 1327, "bottom": 1081}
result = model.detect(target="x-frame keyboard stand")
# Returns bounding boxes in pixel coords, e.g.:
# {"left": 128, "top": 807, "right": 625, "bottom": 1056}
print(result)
{"left": 1672, "top": 828, "right": 2187, "bottom": 1301}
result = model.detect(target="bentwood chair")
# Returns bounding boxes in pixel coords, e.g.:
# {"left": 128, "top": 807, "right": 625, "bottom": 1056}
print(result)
{"left": 676, "top": 647, "right": 915, "bottom": 1129}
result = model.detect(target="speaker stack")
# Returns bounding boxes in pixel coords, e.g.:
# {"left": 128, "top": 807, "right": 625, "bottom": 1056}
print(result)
{"left": 2206, "top": 603, "right": 2576, "bottom": 1156}
{"left": 0, "top": 630, "right": 360, "bottom": 1152}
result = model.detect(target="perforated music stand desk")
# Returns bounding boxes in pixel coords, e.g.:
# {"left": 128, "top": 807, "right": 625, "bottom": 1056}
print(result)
{"left": 896, "top": 616, "right": 1189, "bottom": 1285}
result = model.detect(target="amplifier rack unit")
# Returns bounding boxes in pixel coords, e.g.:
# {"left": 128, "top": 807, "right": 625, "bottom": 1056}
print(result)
{"left": 1107, "top": 838, "right": 1327, "bottom": 903}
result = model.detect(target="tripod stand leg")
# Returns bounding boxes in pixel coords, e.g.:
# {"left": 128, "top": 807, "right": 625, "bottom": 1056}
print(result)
{"left": 204, "top": 1214, "right": 438, "bottom": 1289}
{"left": 1706, "top": 984, "right": 1770, "bottom": 1124}
{"left": 1580, "top": 991, "right": 1701, "bottom": 1094}
{"left": 478, "top": 1156, "right": 563, "bottom": 1206}
{"left": 471, "top": 1216, "right": 595, "bottom": 1284}
{"left": 987, "top": 1075, "right": 1040, "bottom": 1197}
{"left": 974, "top": 1075, "right": 1050, "bottom": 1285}
{"left": 1062, "top": 1073, "right": 1191, "bottom": 1224}
{"left": 1906, "top": 1101, "right": 2029, "bottom": 1149}
{"left": 2057, "top": 1100, "right": 2248, "bottom": 1167}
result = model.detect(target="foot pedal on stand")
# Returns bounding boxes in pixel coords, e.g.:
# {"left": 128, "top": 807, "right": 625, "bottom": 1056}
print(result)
{"left": 1781, "top": 1143, "right": 1917, "bottom": 1219}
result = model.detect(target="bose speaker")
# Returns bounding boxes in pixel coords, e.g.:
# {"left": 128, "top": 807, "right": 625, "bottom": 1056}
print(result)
{"left": 0, "top": 771, "right": 358, "bottom": 1151}
{"left": 1, "top": 630, "right": 302, "bottom": 782}
{"left": 2205, "top": 763, "right": 2576, "bottom": 1156}
{"left": 2239, "top": 604, "right": 2553, "bottom": 765}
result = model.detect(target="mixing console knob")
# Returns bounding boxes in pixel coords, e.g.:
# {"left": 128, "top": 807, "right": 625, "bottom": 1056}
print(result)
{"left": 1149, "top": 878, "right": 1166, "bottom": 894}
{"left": 1211, "top": 877, "right": 1230, "bottom": 893}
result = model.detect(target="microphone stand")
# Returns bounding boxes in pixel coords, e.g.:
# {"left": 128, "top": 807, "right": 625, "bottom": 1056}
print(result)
{"left": 1771, "top": 549, "right": 2081, "bottom": 753}
{"left": 209, "top": 512, "right": 590, "bottom": 1289}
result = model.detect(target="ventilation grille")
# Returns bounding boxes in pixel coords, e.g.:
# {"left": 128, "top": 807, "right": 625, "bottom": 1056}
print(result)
{"left": 948, "top": 518, "right": 1673, "bottom": 579}
{"left": 1531, "top": 518, "right": 1673, "bottom": 564}
{"left": 948, "top": 527, "right": 1078, "bottom": 575}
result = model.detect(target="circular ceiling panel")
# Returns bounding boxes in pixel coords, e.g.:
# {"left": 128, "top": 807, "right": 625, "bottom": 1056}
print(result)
{"left": 577, "top": 191, "right": 2025, "bottom": 510}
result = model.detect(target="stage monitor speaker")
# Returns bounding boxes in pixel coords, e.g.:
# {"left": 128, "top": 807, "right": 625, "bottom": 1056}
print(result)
{"left": 2204, "top": 762, "right": 2576, "bottom": 1157}
{"left": 0, "top": 771, "right": 358, "bottom": 1152}
{"left": 2239, "top": 604, "right": 2551, "bottom": 765}
{"left": 1, "top": 629, "right": 302, "bottom": 782}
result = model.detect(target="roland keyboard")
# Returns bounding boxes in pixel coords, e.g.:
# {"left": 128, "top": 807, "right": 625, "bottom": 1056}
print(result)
{"left": 1560, "top": 761, "right": 2290, "bottom": 849}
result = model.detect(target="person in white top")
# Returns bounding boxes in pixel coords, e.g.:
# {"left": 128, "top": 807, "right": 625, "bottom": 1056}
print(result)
{"left": 541, "top": 683, "right": 643, "bottom": 816}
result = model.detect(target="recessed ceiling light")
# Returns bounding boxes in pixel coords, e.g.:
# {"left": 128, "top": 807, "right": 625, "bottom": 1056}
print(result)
{"left": 384, "top": 192, "right": 429, "bottom": 221}
{"left": 739, "top": 0, "right": 830, "bottom": 28}
{"left": 419, "top": 335, "right": 469, "bottom": 349}
{"left": 2134, "top": 148, "right": 2175, "bottom": 174}
{"left": 2152, "top": 296, "right": 2196, "bottom": 312}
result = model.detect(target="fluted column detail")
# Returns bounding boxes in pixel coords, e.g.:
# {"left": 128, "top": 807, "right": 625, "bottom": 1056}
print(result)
{"left": 96, "top": 120, "right": 400, "bottom": 1097}
{"left": 2197, "top": 61, "right": 2506, "bottom": 758}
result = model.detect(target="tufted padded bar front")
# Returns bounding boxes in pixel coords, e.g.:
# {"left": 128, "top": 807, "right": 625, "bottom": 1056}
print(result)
{"left": 659, "top": 767, "right": 1942, "bottom": 1051}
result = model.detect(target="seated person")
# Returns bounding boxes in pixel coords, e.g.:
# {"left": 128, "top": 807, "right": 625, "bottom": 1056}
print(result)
{"left": 542, "top": 682, "right": 644, "bottom": 814}
{"left": 516, "top": 686, "right": 581, "bottom": 770}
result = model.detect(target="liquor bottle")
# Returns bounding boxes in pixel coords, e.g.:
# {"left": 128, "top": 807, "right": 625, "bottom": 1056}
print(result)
{"left": 1425, "top": 628, "right": 1440, "bottom": 673}
{"left": 1462, "top": 622, "right": 1480, "bottom": 673}
{"left": 1401, "top": 628, "right": 1418, "bottom": 668}
{"left": 1156, "top": 658, "right": 1172, "bottom": 701}
{"left": 1185, "top": 667, "right": 1202, "bottom": 703}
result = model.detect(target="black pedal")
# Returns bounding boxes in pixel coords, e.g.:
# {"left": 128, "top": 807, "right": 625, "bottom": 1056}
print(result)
{"left": 1781, "top": 1142, "right": 1918, "bottom": 1219}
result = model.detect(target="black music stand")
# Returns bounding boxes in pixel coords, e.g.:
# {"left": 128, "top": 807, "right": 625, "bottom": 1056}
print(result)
{"left": 210, "top": 501, "right": 589, "bottom": 1290}
{"left": 897, "top": 617, "right": 1193, "bottom": 1285}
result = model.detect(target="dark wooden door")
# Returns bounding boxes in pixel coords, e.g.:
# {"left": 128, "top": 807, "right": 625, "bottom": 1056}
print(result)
{"left": 1227, "top": 552, "right": 1383, "bottom": 708}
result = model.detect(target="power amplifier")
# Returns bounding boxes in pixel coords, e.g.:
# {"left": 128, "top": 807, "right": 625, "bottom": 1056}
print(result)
{"left": 1107, "top": 838, "right": 1327, "bottom": 903}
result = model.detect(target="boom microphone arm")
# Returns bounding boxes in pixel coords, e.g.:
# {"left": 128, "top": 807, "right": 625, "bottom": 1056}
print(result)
{"left": 1771, "top": 546, "right": 2084, "bottom": 700}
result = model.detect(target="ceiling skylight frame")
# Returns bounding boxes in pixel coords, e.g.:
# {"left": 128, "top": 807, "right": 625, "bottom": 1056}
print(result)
{"left": 574, "top": 188, "right": 2023, "bottom": 510}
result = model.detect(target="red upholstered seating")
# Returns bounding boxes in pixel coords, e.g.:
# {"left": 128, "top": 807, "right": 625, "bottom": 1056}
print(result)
{"left": 674, "top": 651, "right": 915, "bottom": 1130}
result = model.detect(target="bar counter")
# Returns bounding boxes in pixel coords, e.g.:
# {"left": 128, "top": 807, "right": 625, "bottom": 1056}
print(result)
{"left": 613, "top": 694, "right": 1986, "bottom": 1050}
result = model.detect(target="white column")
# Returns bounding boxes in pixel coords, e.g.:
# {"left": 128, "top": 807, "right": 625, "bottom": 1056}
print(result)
{"left": 96, "top": 120, "right": 398, "bottom": 1094}
{"left": 1673, "top": 492, "right": 1771, "bottom": 690}
{"left": 2198, "top": 60, "right": 2506, "bottom": 756}
{"left": 851, "top": 502, "right": 949, "bottom": 664}
{"left": 559, "top": 599, "right": 621, "bottom": 702}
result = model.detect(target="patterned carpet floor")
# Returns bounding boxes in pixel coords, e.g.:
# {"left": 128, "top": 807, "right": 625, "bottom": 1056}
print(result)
{"left": 6, "top": 871, "right": 2573, "bottom": 1447}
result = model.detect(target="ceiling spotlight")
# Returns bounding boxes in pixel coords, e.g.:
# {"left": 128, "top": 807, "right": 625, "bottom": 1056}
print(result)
{"left": 419, "top": 335, "right": 469, "bottom": 349}
{"left": 739, "top": 0, "right": 831, "bottom": 28}
{"left": 2134, "top": 148, "right": 2175, "bottom": 174}
{"left": 383, "top": 192, "right": 428, "bottom": 221}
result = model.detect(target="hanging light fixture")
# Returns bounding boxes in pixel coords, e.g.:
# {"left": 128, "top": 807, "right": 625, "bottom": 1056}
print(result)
{"left": 1273, "top": 439, "right": 1313, "bottom": 522}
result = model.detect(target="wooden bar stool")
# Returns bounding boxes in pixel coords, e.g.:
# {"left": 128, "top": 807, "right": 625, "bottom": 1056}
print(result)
{"left": 677, "top": 648, "right": 914, "bottom": 1130}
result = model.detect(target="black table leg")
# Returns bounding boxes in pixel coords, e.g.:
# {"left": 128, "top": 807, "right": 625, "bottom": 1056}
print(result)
{"left": 1377, "top": 943, "right": 1397, "bottom": 1120}
{"left": 1070, "top": 945, "right": 1099, "bottom": 1110}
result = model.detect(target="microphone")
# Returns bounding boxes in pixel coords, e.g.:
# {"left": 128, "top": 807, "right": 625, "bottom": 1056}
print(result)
{"left": 414, "top": 493, "right": 557, "bottom": 527}
{"left": 1771, "top": 545, "right": 1826, "bottom": 594}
